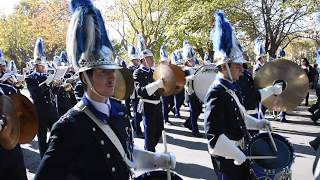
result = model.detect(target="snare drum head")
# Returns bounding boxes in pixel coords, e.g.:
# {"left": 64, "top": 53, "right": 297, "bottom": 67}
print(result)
{"left": 192, "top": 65, "right": 217, "bottom": 103}
{"left": 134, "top": 170, "right": 183, "bottom": 180}
{"left": 246, "top": 133, "right": 294, "bottom": 172}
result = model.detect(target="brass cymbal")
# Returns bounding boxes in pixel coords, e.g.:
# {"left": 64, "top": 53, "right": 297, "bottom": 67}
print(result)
{"left": 169, "top": 64, "right": 186, "bottom": 95}
{"left": 9, "top": 94, "right": 38, "bottom": 144}
{"left": 0, "top": 95, "right": 19, "bottom": 150}
{"left": 153, "top": 64, "right": 176, "bottom": 96}
{"left": 114, "top": 68, "right": 134, "bottom": 100}
{"left": 254, "top": 59, "right": 309, "bottom": 111}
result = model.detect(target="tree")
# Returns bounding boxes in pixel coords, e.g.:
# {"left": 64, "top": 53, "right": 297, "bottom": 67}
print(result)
{"left": 231, "top": 0, "right": 320, "bottom": 58}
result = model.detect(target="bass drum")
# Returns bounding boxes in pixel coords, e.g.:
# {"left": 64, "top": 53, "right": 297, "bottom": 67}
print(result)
{"left": 246, "top": 133, "right": 295, "bottom": 180}
{"left": 192, "top": 64, "right": 217, "bottom": 103}
{"left": 134, "top": 170, "right": 183, "bottom": 180}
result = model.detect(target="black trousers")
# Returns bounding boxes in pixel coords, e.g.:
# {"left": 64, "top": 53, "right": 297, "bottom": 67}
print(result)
{"left": 211, "top": 156, "right": 250, "bottom": 180}
{"left": 0, "top": 145, "right": 27, "bottom": 180}
{"left": 131, "top": 98, "right": 142, "bottom": 134}
{"left": 142, "top": 102, "right": 164, "bottom": 152}
{"left": 35, "top": 103, "right": 59, "bottom": 158}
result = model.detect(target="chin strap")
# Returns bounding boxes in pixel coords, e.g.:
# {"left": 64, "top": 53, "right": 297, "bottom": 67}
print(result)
{"left": 83, "top": 71, "right": 107, "bottom": 99}
{"left": 225, "top": 63, "right": 234, "bottom": 82}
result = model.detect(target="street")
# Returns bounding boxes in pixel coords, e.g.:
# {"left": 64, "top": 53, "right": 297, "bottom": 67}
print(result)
{"left": 21, "top": 89, "right": 320, "bottom": 180}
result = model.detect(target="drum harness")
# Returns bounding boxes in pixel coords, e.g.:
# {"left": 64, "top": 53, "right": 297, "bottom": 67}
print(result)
{"left": 219, "top": 83, "right": 252, "bottom": 149}
{"left": 74, "top": 101, "right": 137, "bottom": 177}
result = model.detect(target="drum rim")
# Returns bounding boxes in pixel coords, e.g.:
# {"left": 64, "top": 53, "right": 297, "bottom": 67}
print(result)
{"left": 245, "top": 132, "right": 295, "bottom": 174}
{"left": 134, "top": 170, "right": 183, "bottom": 180}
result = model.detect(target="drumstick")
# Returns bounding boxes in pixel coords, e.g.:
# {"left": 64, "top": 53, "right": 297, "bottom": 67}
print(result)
{"left": 266, "top": 126, "right": 278, "bottom": 152}
{"left": 246, "top": 156, "right": 277, "bottom": 160}
{"left": 162, "top": 130, "right": 171, "bottom": 180}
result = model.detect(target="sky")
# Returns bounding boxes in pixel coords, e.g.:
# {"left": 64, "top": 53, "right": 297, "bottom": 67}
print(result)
{"left": 0, "top": 0, "right": 20, "bottom": 15}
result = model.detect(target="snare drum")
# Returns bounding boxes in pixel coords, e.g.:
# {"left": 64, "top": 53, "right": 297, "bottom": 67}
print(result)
{"left": 134, "top": 170, "right": 183, "bottom": 180}
{"left": 246, "top": 133, "right": 295, "bottom": 180}
{"left": 192, "top": 64, "right": 217, "bottom": 103}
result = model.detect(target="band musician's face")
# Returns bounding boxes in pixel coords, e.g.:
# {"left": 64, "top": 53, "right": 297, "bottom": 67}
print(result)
{"left": 90, "top": 68, "right": 116, "bottom": 98}
{"left": 35, "top": 64, "right": 46, "bottom": 73}
{"left": 131, "top": 59, "right": 140, "bottom": 66}
{"left": 143, "top": 56, "right": 154, "bottom": 67}
{"left": 221, "top": 63, "right": 243, "bottom": 81}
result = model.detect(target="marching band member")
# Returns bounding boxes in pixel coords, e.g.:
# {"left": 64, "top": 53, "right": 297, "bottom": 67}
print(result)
{"left": 253, "top": 37, "right": 265, "bottom": 77}
{"left": 203, "top": 51, "right": 212, "bottom": 65}
{"left": 171, "top": 49, "right": 185, "bottom": 118}
{"left": 133, "top": 46, "right": 164, "bottom": 152}
{"left": 55, "top": 53, "right": 77, "bottom": 117}
{"left": 25, "top": 37, "right": 59, "bottom": 158}
{"left": 204, "top": 11, "right": 272, "bottom": 179}
{"left": 159, "top": 45, "right": 175, "bottom": 125}
{"left": 0, "top": 83, "right": 27, "bottom": 180}
{"left": 127, "top": 43, "right": 143, "bottom": 138}
{"left": 35, "top": 1, "right": 175, "bottom": 179}
{"left": 183, "top": 41, "right": 202, "bottom": 137}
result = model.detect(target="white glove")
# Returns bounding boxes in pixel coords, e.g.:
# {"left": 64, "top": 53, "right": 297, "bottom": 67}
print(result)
{"left": 44, "top": 74, "right": 54, "bottom": 85}
{"left": 208, "top": 134, "right": 246, "bottom": 165}
{"left": 145, "top": 79, "right": 164, "bottom": 96}
{"left": 272, "top": 83, "right": 283, "bottom": 95}
{"left": 244, "top": 114, "right": 271, "bottom": 130}
{"left": 259, "top": 83, "right": 283, "bottom": 101}
{"left": 0, "top": 73, "right": 12, "bottom": 82}
{"left": 185, "top": 75, "right": 195, "bottom": 95}
{"left": 133, "top": 147, "right": 176, "bottom": 170}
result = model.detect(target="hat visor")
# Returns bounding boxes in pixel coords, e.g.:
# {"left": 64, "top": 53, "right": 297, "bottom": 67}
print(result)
{"left": 77, "top": 64, "right": 122, "bottom": 74}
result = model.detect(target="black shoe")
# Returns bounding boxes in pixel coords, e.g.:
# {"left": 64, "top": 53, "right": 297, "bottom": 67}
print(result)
{"left": 192, "top": 132, "right": 203, "bottom": 138}
{"left": 280, "top": 118, "right": 288, "bottom": 123}
{"left": 309, "top": 140, "right": 319, "bottom": 151}
{"left": 311, "top": 115, "right": 319, "bottom": 125}
{"left": 183, "top": 122, "right": 192, "bottom": 130}
{"left": 308, "top": 108, "right": 314, "bottom": 115}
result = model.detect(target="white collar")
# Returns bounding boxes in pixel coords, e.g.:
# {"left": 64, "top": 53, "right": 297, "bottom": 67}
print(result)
{"left": 85, "top": 93, "right": 111, "bottom": 117}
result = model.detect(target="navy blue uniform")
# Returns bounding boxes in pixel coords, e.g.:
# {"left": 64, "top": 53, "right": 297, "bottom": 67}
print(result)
{"left": 56, "top": 85, "right": 77, "bottom": 117}
{"left": 133, "top": 66, "right": 164, "bottom": 152}
{"left": 25, "top": 72, "right": 59, "bottom": 158}
{"left": 184, "top": 67, "right": 202, "bottom": 136}
{"left": 237, "top": 69, "right": 262, "bottom": 135}
{"left": 0, "top": 83, "right": 27, "bottom": 180}
{"left": 204, "top": 76, "right": 250, "bottom": 179}
{"left": 128, "top": 65, "right": 142, "bottom": 135}
{"left": 34, "top": 96, "right": 133, "bottom": 180}
{"left": 161, "top": 95, "right": 174, "bottom": 123}
{"left": 173, "top": 88, "right": 185, "bottom": 118}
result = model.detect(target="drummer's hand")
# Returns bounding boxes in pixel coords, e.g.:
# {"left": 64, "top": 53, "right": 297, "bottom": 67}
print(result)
{"left": 186, "top": 75, "right": 195, "bottom": 81}
{"left": 257, "top": 119, "right": 271, "bottom": 130}
{"left": 44, "top": 74, "right": 55, "bottom": 85}
{"left": 154, "top": 152, "right": 176, "bottom": 170}
{"left": 272, "top": 83, "right": 283, "bottom": 95}
{"left": 234, "top": 151, "right": 246, "bottom": 165}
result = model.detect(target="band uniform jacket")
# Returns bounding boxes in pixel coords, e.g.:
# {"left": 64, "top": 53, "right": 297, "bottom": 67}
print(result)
{"left": 128, "top": 65, "right": 139, "bottom": 100}
{"left": 34, "top": 96, "right": 134, "bottom": 180}
{"left": 57, "top": 85, "right": 77, "bottom": 117}
{"left": 204, "top": 78, "right": 248, "bottom": 150}
{"left": 25, "top": 72, "right": 59, "bottom": 125}
{"left": 133, "top": 66, "right": 160, "bottom": 101}
{"left": 237, "top": 69, "right": 261, "bottom": 110}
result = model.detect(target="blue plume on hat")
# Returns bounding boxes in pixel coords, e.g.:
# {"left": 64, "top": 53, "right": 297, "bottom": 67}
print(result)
{"left": 136, "top": 34, "right": 146, "bottom": 54}
{"left": 127, "top": 44, "right": 139, "bottom": 59}
{"left": 254, "top": 37, "right": 265, "bottom": 57}
{"left": 60, "top": 51, "right": 68, "bottom": 63}
{"left": 8, "top": 60, "right": 17, "bottom": 73}
{"left": 67, "top": 0, "right": 119, "bottom": 72}
{"left": 211, "top": 11, "right": 244, "bottom": 65}
{"left": 171, "top": 50, "right": 183, "bottom": 65}
{"left": 34, "top": 37, "right": 46, "bottom": 60}
{"left": 316, "top": 49, "right": 320, "bottom": 65}
{"left": 70, "top": 0, "right": 93, "bottom": 12}
{"left": 204, "top": 52, "right": 210, "bottom": 61}
{"left": 0, "top": 49, "right": 3, "bottom": 58}
{"left": 182, "top": 41, "right": 195, "bottom": 61}
{"left": 278, "top": 48, "right": 285, "bottom": 58}
{"left": 160, "top": 45, "right": 169, "bottom": 59}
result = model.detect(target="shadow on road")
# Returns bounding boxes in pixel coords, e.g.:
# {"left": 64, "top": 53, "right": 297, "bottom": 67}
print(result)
{"left": 22, "top": 140, "right": 40, "bottom": 174}
{"left": 175, "top": 161, "right": 216, "bottom": 179}
{"left": 165, "top": 131, "right": 208, "bottom": 151}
